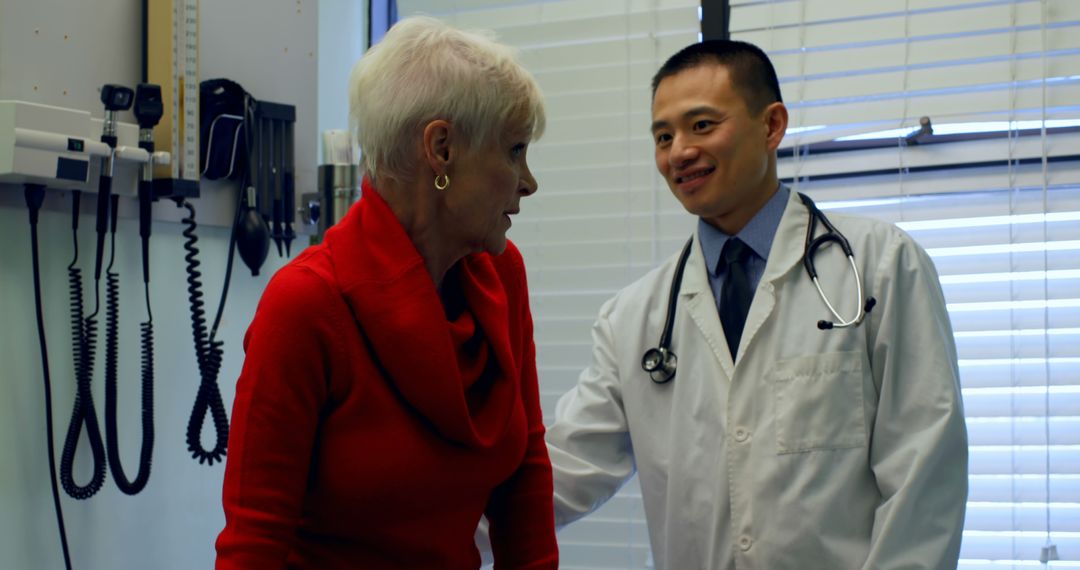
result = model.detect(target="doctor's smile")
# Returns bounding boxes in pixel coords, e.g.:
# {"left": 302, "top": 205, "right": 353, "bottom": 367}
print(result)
{"left": 674, "top": 166, "right": 716, "bottom": 191}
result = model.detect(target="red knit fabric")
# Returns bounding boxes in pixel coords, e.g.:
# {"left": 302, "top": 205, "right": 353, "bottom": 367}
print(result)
{"left": 215, "top": 180, "right": 557, "bottom": 569}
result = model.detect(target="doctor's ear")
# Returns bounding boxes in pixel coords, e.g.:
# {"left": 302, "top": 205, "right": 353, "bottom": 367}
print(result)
{"left": 762, "top": 102, "right": 788, "bottom": 151}
{"left": 422, "top": 120, "right": 454, "bottom": 173}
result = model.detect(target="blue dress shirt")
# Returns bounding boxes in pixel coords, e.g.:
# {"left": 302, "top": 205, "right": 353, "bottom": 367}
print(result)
{"left": 697, "top": 184, "right": 790, "bottom": 314}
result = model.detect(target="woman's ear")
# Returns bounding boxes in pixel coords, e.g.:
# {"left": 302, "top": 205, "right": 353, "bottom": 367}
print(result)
{"left": 422, "top": 119, "right": 453, "bottom": 175}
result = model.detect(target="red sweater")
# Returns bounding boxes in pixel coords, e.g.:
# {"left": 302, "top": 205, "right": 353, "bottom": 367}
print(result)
{"left": 216, "top": 182, "right": 558, "bottom": 569}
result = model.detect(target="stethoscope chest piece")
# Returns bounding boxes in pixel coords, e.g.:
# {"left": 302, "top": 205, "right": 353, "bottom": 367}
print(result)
{"left": 642, "top": 347, "right": 677, "bottom": 384}
{"left": 640, "top": 237, "right": 694, "bottom": 384}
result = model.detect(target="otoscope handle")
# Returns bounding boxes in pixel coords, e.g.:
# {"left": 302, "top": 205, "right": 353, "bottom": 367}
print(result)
{"left": 109, "top": 194, "right": 120, "bottom": 235}
{"left": 138, "top": 179, "right": 153, "bottom": 283}
{"left": 71, "top": 191, "right": 81, "bottom": 231}
{"left": 95, "top": 176, "right": 112, "bottom": 234}
{"left": 138, "top": 135, "right": 156, "bottom": 283}
{"left": 138, "top": 180, "right": 153, "bottom": 240}
{"left": 94, "top": 174, "right": 113, "bottom": 279}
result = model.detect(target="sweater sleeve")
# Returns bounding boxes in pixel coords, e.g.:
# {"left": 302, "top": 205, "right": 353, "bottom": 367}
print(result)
{"left": 215, "top": 265, "right": 342, "bottom": 569}
{"left": 485, "top": 246, "right": 559, "bottom": 569}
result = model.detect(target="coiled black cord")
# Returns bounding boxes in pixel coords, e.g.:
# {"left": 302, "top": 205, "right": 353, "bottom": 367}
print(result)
{"left": 104, "top": 194, "right": 155, "bottom": 494}
{"left": 25, "top": 184, "right": 74, "bottom": 570}
{"left": 67, "top": 194, "right": 86, "bottom": 419}
{"left": 177, "top": 199, "right": 231, "bottom": 465}
{"left": 60, "top": 191, "right": 107, "bottom": 500}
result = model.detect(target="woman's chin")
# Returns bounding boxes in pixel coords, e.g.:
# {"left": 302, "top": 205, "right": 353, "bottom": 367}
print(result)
{"left": 483, "top": 235, "right": 509, "bottom": 256}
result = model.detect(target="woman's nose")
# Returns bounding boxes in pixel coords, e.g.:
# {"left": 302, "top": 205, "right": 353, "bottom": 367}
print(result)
{"left": 520, "top": 167, "right": 538, "bottom": 196}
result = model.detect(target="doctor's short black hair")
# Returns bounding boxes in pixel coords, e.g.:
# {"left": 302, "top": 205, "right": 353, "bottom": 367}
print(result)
{"left": 651, "top": 39, "right": 783, "bottom": 116}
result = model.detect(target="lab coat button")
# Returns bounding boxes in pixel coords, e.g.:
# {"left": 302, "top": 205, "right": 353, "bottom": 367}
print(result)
{"left": 733, "top": 428, "right": 749, "bottom": 442}
{"left": 739, "top": 535, "right": 753, "bottom": 551}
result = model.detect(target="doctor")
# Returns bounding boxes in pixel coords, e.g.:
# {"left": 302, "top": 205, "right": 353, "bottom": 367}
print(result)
{"left": 545, "top": 40, "right": 969, "bottom": 568}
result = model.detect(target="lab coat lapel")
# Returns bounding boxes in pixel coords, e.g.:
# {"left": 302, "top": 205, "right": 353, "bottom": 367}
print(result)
{"left": 738, "top": 189, "right": 810, "bottom": 359}
{"left": 679, "top": 234, "right": 736, "bottom": 379}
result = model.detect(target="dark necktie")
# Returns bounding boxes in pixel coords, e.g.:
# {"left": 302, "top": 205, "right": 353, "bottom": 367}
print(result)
{"left": 720, "top": 238, "right": 754, "bottom": 359}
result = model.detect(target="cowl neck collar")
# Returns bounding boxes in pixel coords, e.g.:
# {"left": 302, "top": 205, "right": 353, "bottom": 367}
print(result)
{"left": 322, "top": 178, "right": 517, "bottom": 448}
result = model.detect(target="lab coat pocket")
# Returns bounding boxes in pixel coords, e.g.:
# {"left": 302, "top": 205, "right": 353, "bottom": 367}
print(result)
{"left": 772, "top": 351, "right": 866, "bottom": 454}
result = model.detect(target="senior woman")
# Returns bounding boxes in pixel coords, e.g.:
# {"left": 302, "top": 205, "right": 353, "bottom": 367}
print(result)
{"left": 215, "top": 16, "right": 557, "bottom": 569}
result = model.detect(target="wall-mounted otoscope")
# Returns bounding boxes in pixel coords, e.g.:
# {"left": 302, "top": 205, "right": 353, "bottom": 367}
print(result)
{"left": 100, "top": 83, "right": 163, "bottom": 496}
{"left": 93, "top": 85, "right": 134, "bottom": 281}
{"left": 135, "top": 84, "right": 163, "bottom": 282}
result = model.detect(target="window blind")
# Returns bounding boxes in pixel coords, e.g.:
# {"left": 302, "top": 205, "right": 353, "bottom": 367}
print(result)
{"left": 735, "top": 0, "right": 1080, "bottom": 140}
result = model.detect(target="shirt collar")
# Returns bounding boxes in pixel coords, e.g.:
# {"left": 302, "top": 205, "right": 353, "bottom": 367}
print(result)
{"left": 698, "top": 184, "right": 790, "bottom": 275}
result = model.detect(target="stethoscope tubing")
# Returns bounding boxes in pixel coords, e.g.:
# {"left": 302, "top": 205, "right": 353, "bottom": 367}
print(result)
{"left": 642, "top": 191, "right": 876, "bottom": 381}
{"left": 811, "top": 254, "right": 868, "bottom": 329}
{"left": 799, "top": 192, "right": 872, "bottom": 329}
{"left": 658, "top": 237, "right": 695, "bottom": 352}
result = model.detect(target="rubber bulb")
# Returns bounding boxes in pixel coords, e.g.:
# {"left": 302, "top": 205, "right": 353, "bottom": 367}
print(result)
{"left": 236, "top": 207, "right": 270, "bottom": 276}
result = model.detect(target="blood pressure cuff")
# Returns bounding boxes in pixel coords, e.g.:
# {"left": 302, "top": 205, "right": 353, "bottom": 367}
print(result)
{"left": 200, "top": 78, "right": 249, "bottom": 181}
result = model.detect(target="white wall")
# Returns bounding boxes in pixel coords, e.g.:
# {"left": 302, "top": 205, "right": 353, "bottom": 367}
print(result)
{"left": 0, "top": 0, "right": 322, "bottom": 568}
{"left": 317, "top": 0, "right": 367, "bottom": 162}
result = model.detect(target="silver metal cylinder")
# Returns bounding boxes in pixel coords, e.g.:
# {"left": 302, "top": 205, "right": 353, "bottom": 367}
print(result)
{"left": 103, "top": 110, "right": 118, "bottom": 138}
{"left": 318, "top": 163, "right": 360, "bottom": 237}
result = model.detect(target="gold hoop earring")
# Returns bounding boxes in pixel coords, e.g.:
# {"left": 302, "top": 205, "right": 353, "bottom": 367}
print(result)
{"left": 434, "top": 174, "right": 450, "bottom": 191}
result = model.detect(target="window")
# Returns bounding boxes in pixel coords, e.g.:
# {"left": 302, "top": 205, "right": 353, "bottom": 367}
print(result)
{"left": 399, "top": 0, "right": 1080, "bottom": 568}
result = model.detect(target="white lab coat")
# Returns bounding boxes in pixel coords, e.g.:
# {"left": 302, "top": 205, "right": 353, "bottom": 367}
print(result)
{"left": 547, "top": 189, "right": 969, "bottom": 569}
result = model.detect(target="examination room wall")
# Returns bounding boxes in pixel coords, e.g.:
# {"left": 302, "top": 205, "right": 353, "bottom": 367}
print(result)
{"left": 4, "top": 1, "right": 1079, "bottom": 569}
{"left": 0, "top": 0, "right": 330, "bottom": 568}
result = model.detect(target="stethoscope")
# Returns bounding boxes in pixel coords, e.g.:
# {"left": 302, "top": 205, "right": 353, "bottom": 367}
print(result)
{"left": 641, "top": 192, "right": 877, "bottom": 384}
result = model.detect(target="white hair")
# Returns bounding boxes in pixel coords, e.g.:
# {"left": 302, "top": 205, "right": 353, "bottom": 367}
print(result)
{"left": 348, "top": 16, "right": 546, "bottom": 184}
